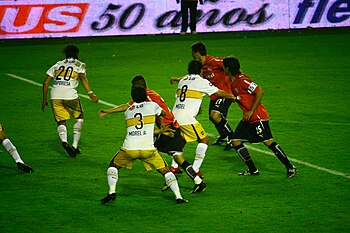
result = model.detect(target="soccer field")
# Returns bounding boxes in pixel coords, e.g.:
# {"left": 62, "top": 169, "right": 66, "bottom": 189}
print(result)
{"left": 0, "top": 28, "right": 350, "bottom": 232}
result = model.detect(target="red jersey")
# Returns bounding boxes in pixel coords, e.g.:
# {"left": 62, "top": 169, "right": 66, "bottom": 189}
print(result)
{"left": 129, "top": 88, "right": 179, "bottom": 128}
{"left": 202, "top": 55, "right": 232, "bottom": 100}
{"left": 230, "top": 73, "right": 269, "bottom": 123}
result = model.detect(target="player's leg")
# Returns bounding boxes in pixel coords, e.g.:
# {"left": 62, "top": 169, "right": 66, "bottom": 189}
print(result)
{"left": 209, "top": 99, "right": 234, "bottom": 147}
{"left": 68, "top": 98, "right": 84, "bottom": 154}
{"left": 172, "top": 153, "right": 206, "bottom": 194}
{"left": 232, "top": 140, "right": 259, "bottom": 175}
{"left": 52, "top": 99, "right": 76, "bottom": 157}
{"left": 154, "top": 126, "right": 184, "bottom": 174}
{"left": 230, "top": 121, "right": 259, "bottom": 175}
{"left": 0, "top": 124, "right": 34, "bottom": 173}
{"left": 72, "top": 118, "right": 83, "bottom": 154}
{"left": 169, "top": 158, "right": 182, "bottom": 174}
{"left": 141, "top": 149, "right": 187, "bottom": 203}
{"left": 57, "top": 120, "right": 76, "bottom": 157}
{"left": 158, "top": 167, "right": 188, "bottom": 203}
{"left": 264, "top": 139, "right": 297, "bottom": 177}
{"left": 179, "top": 123, "right": 208, "bottom": 177}
{"left": 194, "top": 136, "right": 209, "bottom": 175}
{"left": 101, "top": 149, "right": 129, "bottom": 204}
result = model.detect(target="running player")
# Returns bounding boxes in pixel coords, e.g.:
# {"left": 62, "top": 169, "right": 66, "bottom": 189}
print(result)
{"left": 42, "top": 44, "right": 99, "bottom": 157}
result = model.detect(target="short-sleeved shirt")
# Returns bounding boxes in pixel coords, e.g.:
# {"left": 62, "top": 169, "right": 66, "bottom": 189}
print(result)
{"left": 202, "top": 55, "right": 232, "bottom": 101}
{"left": 230, "top": 73, "right": 269, "bottom": 123}
{"left": 46, "top": 58, "right": 86, "bottom": 100}
{"left": 172, "top": 74, "right": 218, "bottom": 125}
{"left": 122, "top": 101, "right": 162, "bottom": 150}
{"left": 129, "top": 88, "right": 179, "bottom": 128}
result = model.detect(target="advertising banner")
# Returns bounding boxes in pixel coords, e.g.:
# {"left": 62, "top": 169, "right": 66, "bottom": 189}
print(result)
{"left": 0, "top": 0, "right": 349, "bottom": 39}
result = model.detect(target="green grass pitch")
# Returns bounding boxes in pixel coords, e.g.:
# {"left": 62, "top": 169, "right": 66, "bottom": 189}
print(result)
{"left": 0, "top": 28, "right": 350, "bottom": 232}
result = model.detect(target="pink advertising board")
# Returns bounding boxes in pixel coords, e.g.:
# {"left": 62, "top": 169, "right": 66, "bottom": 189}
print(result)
{"left": 0, "top": 0, "right": 349, "bottom": 39}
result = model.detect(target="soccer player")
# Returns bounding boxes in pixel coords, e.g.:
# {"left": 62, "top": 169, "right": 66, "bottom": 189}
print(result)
{"left": 98, "top": 75, "right": 206, "bottom": 194}
{"left": 170, "top": 60, "right": 238, "bottom": 178}
{"left": 0, "top": 123, "right": 34, "bottom": 173}
{"left": 191, "top": 42, "right": 235, "bottom": 150}
{"left": 222, "top": 56, "right": 297, "bottom": 177}
{"left": 42, "top": 44, "right": 99, "bottom": 157}
{"left": 99, "top": 87, "right": 187, "bottom": 204}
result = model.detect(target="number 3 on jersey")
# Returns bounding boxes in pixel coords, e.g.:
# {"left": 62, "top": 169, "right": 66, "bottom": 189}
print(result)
{"left": 134, "top": 113, "right": 143, "bottom": 129}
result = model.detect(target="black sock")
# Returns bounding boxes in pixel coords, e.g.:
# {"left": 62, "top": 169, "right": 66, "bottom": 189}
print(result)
{"left": 180, "top": 160, "right": 197, "bottom": 180}
{"left": 268, "top": 142, "right": 293, "bottom": 169}
{"left": 216, "top": 117, "right": 234, "bottom": 139}
{"left": 234, "top": 144, "right": 257, "bottom": 172}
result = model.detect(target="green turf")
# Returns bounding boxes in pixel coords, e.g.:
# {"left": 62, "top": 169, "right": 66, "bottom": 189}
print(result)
{"left": 0, "top": 28, "right": 349, "bottom": 232}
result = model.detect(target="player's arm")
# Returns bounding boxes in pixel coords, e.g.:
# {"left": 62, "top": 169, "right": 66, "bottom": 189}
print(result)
{"left": 170, "top": 77, "right": 182, "bottom": 84}
{"left": 154, "top": 110, "right": 175, "bottom": 137}
{"left": 154, "top": 125, "right": 175, "bottom": 137}
{"left": 42, "top": 75, "right": 53, "bottom": 112}
{"left": 214, "top": 89, "right": 239, "bottom": 101}
{"left": 79, "top": 73, "right": 99, "bottom": 103}
{"left": 98, "top": 104, "right": 129, "bottom": 118}
{"left": 243, "top": 88, "right": 264, "bottom": 121}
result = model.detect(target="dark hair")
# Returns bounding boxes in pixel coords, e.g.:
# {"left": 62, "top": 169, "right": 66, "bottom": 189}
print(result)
{"left": 191, "top": 42, "right": 207, "bottom": 56}
{"left": 131, "top": 87, "right": 147, "bottom": 103}
{"left": 131, "top": 75, "right": 147, "bottom": 88}
{"left": 188, "top": 60, "right": 202, "bottom": 75}
{"left": 64, "top": 44, "right": 79, "bottom": 59}
{"left": 223, "top": 56, "right": 241, "bottom": 76}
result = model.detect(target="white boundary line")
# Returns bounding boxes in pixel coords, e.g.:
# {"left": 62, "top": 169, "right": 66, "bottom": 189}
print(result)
{"left": 5, "top": 73, "right": 350, "bottom": 180}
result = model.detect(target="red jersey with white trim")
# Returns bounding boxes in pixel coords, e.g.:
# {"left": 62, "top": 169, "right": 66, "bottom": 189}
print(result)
{"left": 202, "top": 55, "right": 232, "bottom": 100}
{"left": 230, "top": 73, "right": 269, "bottom": 123}
{"left": 128, "top": 88, "right": 179, "bottom": 128}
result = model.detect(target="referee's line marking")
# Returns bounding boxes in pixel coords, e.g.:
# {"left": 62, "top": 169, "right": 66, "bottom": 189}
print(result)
{"left": 5, "top": 73, "right": 350, "bottom": 180}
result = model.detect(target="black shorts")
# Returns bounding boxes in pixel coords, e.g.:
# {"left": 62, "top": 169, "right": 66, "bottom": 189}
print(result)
{"left": 233, "top": 120, "right": 273, "bottom": 143}
{"left": 154, "top": 125, "right": 186, "bottom": 155}
{"left": 209, "top": 98, "right": 232, "bottom": 117}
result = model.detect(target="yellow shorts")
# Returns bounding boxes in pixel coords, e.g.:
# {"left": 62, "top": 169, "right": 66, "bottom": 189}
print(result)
{"left": 0, "top": 123, "right": 4, "bottom": 132}
{"left": 179, "top": 123, "right": 207, "bottom": 142}
{"left": 112, "top": 148, "right": 168, "bottom": 171}
{"left": 51, "top": 98, "right": 83, "bottom": 122}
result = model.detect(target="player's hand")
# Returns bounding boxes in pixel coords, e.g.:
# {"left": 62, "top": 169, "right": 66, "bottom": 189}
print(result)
{"left": 90, "top": 94, "right": 99, "bottom": 103}
{"left": 161, "top": 125, "right": 175, "bottom": 137}
{"left": 243, "top": 110, "right": 253, "bottom": 122}
{"left": 98, "top": 110, "right": 108, "bottom": 118}
{"left": 170, "top": 77, "right": 180, "bottom": 84}
{"left": 41, "top": 101, "right": 47, "bottom": 112}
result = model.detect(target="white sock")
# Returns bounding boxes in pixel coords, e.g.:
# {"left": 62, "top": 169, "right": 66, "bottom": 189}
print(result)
{"left": 107, "top": 167, "right": 118, "bottom": 194}
{"left": 193, "top": 143, "right": 208, "bottom": 172}
{"left": 57, "top": 125, "right": 68, "bottom": 143}
{"left": 164, "top": 172, "right": 182, "bottom": 199}
{"left": 2, "top": 138, "right": 24, "bottom": 163}
{"left": 72, "top": 119, "right": 83, "bottom": 148}
{"left": 171, "top": 158, "right": 179, "bottom": 168}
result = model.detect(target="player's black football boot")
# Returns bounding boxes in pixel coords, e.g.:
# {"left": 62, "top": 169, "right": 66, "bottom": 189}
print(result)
{"left": 16, "top": 162, "right": 34, "bottom": 173}
{"left": 190, "top": 181, "right": 206, "bottom": 194}
{"left": 62, "top": 142, "right": 76, "bottom": 157}
{"left": 100, "top": 193, "right": 116, "bottom": 204}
